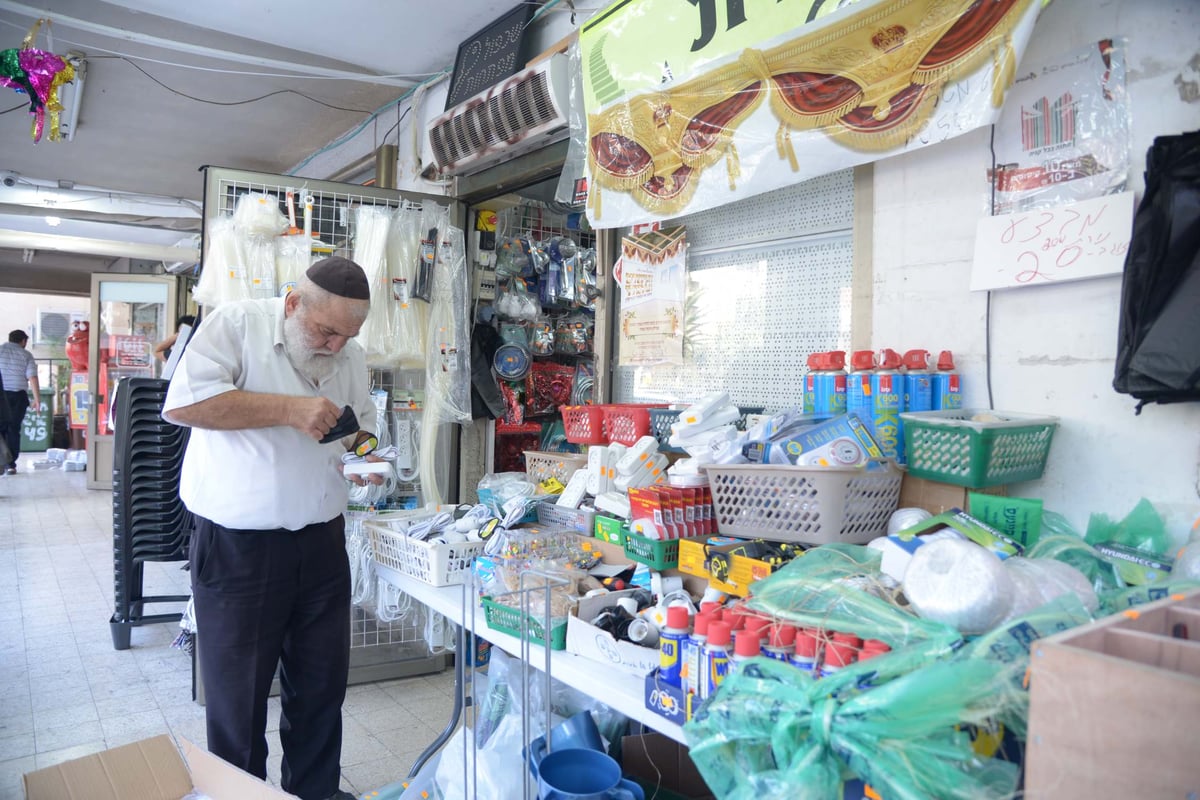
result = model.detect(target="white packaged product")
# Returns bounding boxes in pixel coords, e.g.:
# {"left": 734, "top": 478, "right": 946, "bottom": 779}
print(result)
{"left": 903, "top": 538, "right": 1014, "bottom": 634}
{"left": 1002, "top": 557, "right": 1099, "bottom": 621}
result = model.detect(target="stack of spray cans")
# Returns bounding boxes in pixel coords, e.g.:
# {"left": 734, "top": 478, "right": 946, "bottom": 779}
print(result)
{"left": 806, "top": 348, "right": 962, "bottom": 463}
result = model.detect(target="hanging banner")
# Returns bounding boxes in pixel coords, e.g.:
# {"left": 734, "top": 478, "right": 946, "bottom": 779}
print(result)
{"left": 582, "top": 0, "right": 1043, "bottom": 227}
{"left": 618, "top": 227, "right": 687, "bottom": 366}
{"left": 987, "top": 38, "right": 1130, "bottom": 215}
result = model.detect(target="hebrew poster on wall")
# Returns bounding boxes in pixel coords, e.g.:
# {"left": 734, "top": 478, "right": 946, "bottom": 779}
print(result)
{"left": 581, "top": 0, "right": 1043, "bottom": 227}
{"left": 617, "top": 227, "right": 687, "bottom": 366}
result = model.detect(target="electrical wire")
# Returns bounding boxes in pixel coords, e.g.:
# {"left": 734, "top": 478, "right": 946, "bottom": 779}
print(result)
{"left": 986, "top": 124, "right": 998, "bottom": 411}
{"left": 1, "top": 102, "right": 28, "bottom": 114}
{"left": 102, "top": 55, "right": 375, "bottom": 112}
{"left": 379, "top": 106, "right": 412, "bottom": 147}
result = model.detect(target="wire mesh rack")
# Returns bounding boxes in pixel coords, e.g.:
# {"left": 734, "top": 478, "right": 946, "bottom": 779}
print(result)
{"left": 495, "top": 201, "right": 596, "bottom": 250}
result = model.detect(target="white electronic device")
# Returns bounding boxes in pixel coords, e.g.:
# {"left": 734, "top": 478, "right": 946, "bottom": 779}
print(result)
{"left": 670, "top": 404, "right": 740, "bottom": 440}
{"left": 616, "top": 436, "right": 658, "bottom": 475}
{"left": 676, "top": 393, "right": 731, "bottom": 426}
{"left": 614, "top": 453, "right": 669, "bottom": 492}
{"left": 343, "top": 461, "right": 393, "bottom": 477}
{"left": 595, "top": 491, "right": 632, "bottom": 519}
{"left": 556, "top": 471, "right": 589, "bottom": 509}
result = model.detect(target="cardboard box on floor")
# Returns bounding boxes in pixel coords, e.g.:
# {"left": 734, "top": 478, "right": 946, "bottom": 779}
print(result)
{"left": 23, "top": 735, "right": 290, "bottom": 800}
{"left": 622, "top": 732, "right": 715, "bottom": 800}
{"left": 898, "top": 473, "right": 1006, "bottom": 515}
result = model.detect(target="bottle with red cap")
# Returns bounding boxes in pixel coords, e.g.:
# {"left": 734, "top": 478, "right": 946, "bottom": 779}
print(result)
{"left": 763, "top": 624, "right": 796, "bottom": 661}
{"left": 702, "top": 621, "right": 733, "bottom": 699}
{"left": 857, "top": 639, "right": 892, "bottom": 663}
{"left": 820, "top": 640, "right": 858, "bottom": 677}
{"left": 658, "top": 605, "right": 690, "bottom": 689}
{"left": 846, "top": 350, "right": 876, "bottom": 428}
{"left": 933, "top": 350, "right": 962, "bottom": 410}
{"left": 731, "top": 628, "right": 762, "bottom": 673}
{"left": 685, "top": 613, "right": 713, "bottom": 696}
{"left": 870, "top": 348, "right": 905, "bottom": 461}
{"left": 902, "top": 349, "right": 934, "bottom": 414}
{"left": 790, "top": 628, "right": 820, "bottom": 673}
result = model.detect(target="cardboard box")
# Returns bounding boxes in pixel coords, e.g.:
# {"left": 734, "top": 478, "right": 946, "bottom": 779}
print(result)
{"left": 621, "top": 732, "right": 715, "bottom": 800}
{"left": 644, "top": 667, "right": 696, "bottom": 725}
{"left": 898, "top": 473, "right": 1005, "bottom": 515}
{"left": 24, "top": 735, "right": 290, "bottom": 800}
{"left": 1025, "top": 590, "right": 1200, "bottom": 799}
{"left": 565, "top": 592, "right": 661, "bottom": 676}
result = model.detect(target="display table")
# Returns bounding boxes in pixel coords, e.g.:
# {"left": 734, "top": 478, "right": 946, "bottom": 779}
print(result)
{"left": 385, "top": 570, "right": 686, "bottom": 744}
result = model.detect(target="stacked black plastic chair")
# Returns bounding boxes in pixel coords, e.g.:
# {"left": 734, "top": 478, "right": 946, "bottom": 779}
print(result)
{"left": 110, "top": 376, "right": 194, "bottom": 650}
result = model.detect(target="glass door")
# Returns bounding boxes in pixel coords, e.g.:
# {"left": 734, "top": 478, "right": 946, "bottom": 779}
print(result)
{"left": 87, "top": 274, "right": 177, "bottom": 490}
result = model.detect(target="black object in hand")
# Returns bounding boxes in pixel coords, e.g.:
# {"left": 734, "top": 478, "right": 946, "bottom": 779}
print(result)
{"left": 319, "top": 405, "right": 359, "bottom": 444}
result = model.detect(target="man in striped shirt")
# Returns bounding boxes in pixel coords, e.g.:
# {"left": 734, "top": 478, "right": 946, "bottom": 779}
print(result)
{"left": 0, "top": 330, "right": 40, "bottom": 474}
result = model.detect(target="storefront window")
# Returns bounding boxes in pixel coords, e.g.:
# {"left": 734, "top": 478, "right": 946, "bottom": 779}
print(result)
{"left": 95, "top": 281, "right": 169, "bottom": 435}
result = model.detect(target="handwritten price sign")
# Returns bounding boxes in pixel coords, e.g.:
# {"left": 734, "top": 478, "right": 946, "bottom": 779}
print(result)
{"left": 970, "top": 191, "right": 1134, "bottom": 291}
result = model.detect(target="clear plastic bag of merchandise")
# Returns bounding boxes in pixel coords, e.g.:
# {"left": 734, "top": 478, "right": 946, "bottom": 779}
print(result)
{"left": 575, "top": 247, "right": 599, "bottom": 310}
{"left": 745, "top": 544, "right": 964, "bottom": 678}
{"left": 526, "top": 361, "right": 575, "bottom": 417}
{"left": 1024, "top": 526, "right": 1126, "bottom": 599}
{"left": 387, "top": 205, "right": 427, "bottom": 368}
{"left": 686, "top": 655, "right": 1022, "bottom": 800}
{"left": 553, "top": 40, "right": 587, "bottom": 206}
{"left": 351, "top": 205, "right": 395, "bottom": 367}
{"left": 554, "top": 313, "right": 593, "bottom": 355}
{"left": 495, "top": 236, "right": 531, "bottom": 277}
{"left": 425, "top": 222, "right": 472, "bottom": 425}
{"left": 476, "top": 472, "right": 536, "bottom": 517}
{"left": 414, "top": 201, "right": 451, "bottom": 303}
{"left": 1084, "top": 497, "right": 1172, "bottom": 556}
{"left": 239, "top": 235, "right": 276, "bottom": 300}
{"left": 274, "top": 233, "right": 311, "bottom": 292}
{"left": 496, "top": 278, "right": 542, "bottom": 323}
{"left": 529, "top": 316, "right": 555, "bottom": 356}
{"left": 231, "top": 191, "right": 288, "bottom": 237}
{"left": 194, "top": 216, "right": 247, "bottom": 308}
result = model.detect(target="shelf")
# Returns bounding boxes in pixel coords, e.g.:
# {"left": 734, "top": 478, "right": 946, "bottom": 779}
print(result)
{"left": 383, "top": 571, "right": 686, "bottom": 744}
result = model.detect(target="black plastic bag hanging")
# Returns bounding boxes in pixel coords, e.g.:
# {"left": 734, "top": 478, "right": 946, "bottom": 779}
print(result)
{"left": 1113, "top": 129, "right": 1200, "bottom": 411}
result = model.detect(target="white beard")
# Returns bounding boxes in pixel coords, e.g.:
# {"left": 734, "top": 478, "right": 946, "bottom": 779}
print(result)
{"left": 283, "top": 312, "right": 342, "bottom": 384}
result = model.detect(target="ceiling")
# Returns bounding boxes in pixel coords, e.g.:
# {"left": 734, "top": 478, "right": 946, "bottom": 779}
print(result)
{"left": 0, "top": 0, "right": 533, "bottom": 294}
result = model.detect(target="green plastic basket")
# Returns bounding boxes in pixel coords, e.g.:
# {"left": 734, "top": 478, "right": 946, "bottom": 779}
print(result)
{"left": 481, "top": 596, "right": 568, "bottom": 650}
{"left": 622, "top": 531, "right": 703, "bottom": 570}
{"left": 900, "top": 410, "right": 1058, "bottom": 488}
{"left": 594, "top": 514, "right": 628, "bottom": 546}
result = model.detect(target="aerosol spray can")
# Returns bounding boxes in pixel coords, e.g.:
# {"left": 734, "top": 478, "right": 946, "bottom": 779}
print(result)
{"left": 658, "top": 605, "right": 690, "bottom": 689}
{"left": 870, "top": 348, "right": 905, "bottom": 461}
{"left": 846, "top": 350, "right": 876, "bottom": 427}
{"left": 932, "top": 350, "right": 963, "bottom": 410}
{"left": 902, "top": 350, "right": 934, "bottom": 413}
{"left": 702, "top": 621, "right": 733, "bottom": 699}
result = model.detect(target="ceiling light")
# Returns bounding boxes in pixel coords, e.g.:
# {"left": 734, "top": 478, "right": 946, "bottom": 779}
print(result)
{"left": 45, "top": 216, "right": 62, "bottom": 227}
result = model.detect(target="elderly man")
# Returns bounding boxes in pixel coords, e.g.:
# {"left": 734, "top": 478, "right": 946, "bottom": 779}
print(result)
{"left": 163, "top": 257, "right": 383, "bottom": 800}
{"left": 0, "top": 329, "right": 40, "bottom": 475}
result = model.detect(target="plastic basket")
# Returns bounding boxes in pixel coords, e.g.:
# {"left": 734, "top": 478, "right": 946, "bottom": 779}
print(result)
{"left": 366, "top": 520, "right": 486, "bottom": 587}
{"left": 622, "top": 531, "right": 703, "bottom": 570}
{"left": 650, "top": 406, "right": 765, "bottom": 452}
{"left": 602, "top": 404, "right": 665, "bottom": 446}
{"left": 703, "top": 461, "right": 902, "bottom": 545}
{"left": 900, "top": 410, "right": 1058, "bottom": 488}
{"left": 524, "top": 450, "right": 588, "bottom": 485}
{"left": 535, "top": 501, "right": 596, "bottom": 534}
{"left": 562, "top": 405, "right": 605, "bottom": 445}
{"left": 481, "top": 596, "right": 568, "bottom": 650}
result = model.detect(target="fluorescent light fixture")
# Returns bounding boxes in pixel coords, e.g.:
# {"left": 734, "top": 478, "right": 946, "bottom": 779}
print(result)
{"left": 44, "top": 215, "right": 62, "bottom": 226}
{"left": 59, "top": 57, "right": 86, "bottom": 142}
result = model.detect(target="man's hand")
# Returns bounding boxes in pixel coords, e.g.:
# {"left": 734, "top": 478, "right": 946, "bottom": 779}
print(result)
{"left": 286, "top": 396, "right": 343, "bottom": 441}
{"left": 340, "top": 453, "right": 388, "bottom": 487}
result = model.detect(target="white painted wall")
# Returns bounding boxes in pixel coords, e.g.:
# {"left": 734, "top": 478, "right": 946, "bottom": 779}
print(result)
{"left": 873, "top": 0, "right": 1200, "bottom": 542}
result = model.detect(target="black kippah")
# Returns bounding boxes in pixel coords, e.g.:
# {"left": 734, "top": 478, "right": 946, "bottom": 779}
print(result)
{"left": 306, "top": 256, "right": 370, "bottom": 300}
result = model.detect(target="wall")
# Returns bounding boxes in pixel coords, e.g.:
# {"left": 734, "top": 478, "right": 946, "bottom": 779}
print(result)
{"left": 0, "top": 291, "right": 89, "bottom": 360}
{"left": 872, "top": 0, "right": 1200, "bottom": 541}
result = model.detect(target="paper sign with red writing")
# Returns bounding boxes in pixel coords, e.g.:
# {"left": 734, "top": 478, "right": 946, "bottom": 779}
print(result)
{"left": 969, "top": 191, "right": 1134, "bottom": 291}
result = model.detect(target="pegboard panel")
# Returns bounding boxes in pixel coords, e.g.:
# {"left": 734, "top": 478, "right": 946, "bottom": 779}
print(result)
{"left": 667, "top": 169, "right": 854, "bottom": 253}
{"left": 616, "top": 238, "right": 852, "bottom": 408}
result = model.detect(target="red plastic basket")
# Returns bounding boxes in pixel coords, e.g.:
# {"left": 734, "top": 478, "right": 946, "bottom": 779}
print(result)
{"left": 602, "top": 404, "right": 666, "bottom": 446}
{"left": 562, "top": 405, "right": 605, "bottom": 445}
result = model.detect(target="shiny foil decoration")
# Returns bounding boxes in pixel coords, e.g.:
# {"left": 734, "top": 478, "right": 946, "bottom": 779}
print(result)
{"left": 2, "top": 19, "right": 75, "bottom": 143}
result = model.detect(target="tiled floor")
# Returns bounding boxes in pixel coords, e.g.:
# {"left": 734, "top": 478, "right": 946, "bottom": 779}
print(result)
{"left": 0, "top": 454, "right": 455, "bottom": 799}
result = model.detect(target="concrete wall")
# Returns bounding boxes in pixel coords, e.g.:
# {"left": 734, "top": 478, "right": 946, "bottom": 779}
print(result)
{"left": 872, "top": 0, "right": 1200, "bottom": 541}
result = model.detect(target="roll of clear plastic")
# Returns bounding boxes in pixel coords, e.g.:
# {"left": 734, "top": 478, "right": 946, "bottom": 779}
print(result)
{"left": 231, "top": 191, "right": 288, "bottom": 237}
{"left": 887, "top": 507, "right": 933, "bottom": 537}
{"left": 351, "top": 205, "right": 394, "bottom": 367}
{"left": 274, "top": 234, "right": 311, "bottom": 291}
{"left": 387, "top": 205, "right": 426, "bottom": 367}
{"left": 193, "top": 216, "right": 246, "bottom": 308}
{"left": 1002, "top": 557, "right": 1099, "bottom": 621}
{"left": 424, "top": 217, "right": 471, "bottom": 425}
{"left": 903, "top": 538, "right": 1014, "bottom": 634}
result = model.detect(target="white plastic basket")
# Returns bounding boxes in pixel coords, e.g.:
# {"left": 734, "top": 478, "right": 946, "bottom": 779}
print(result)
{"left": 365, "top": 518, "right": 485, "bottom": 587}
{"left": 703, "top": 461, "right": 902, "bottom": 545}
{"left": 524, "top": 450, "right": 588, "bottom": 485}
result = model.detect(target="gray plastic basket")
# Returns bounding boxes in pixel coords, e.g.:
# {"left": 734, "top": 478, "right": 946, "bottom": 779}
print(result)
{"left": 703, "top": 461, "right": 902, "bottom": 545}
{"left": 535, "top": 501, "right": 596, "bottom": 535}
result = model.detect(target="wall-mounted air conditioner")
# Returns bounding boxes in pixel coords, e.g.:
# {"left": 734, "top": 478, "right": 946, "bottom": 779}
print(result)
{"left": 35, "top": 309, "right": 85, "bottom": 345}
{"left": 428, "top": 53, "right": 569, "bottom": 177}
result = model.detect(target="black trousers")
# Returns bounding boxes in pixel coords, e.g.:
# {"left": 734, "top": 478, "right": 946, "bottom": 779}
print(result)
{"left": 1, "top": 390, "right": 28, "bottom": 467}
{"left": 190, "top": 513, "right": 351, "bottom": 800}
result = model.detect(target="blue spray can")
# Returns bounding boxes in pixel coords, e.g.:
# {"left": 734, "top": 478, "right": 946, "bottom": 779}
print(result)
{"left": 932, "top": 350, "right": 963, "bottom": 410}
{"left": 803, "top": 353, "right": 821, "bottom": 415}
{"left": 870, "top": 348, "right": 905, "bottom": 461}
{"left": 658, "top": 606, "right": 690, "bottom": 688}
{"left": 846, "top": 350, "right": 876, "bottom": 428}
{"left": 702, "top": 621, "right": 732, "bottom": 699}
{"left": 811, "top": 351, "right": 847, "bottom": 417}
{"left": 902, "top": 350, "right": 934, "bottom": 413}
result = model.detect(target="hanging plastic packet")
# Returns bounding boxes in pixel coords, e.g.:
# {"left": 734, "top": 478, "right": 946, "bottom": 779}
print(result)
{"left": 529, "top": 316, "right": 555, "bottom": 355}
{"left": 194, "top": 216, "right": 245, "bottom": 308}
{"left": 414, "top": 200, "right": 448, "bottom": 303}
{"left": 274, "top": 234, "right": 311, "bottom": 295}
{"left": 386, "top": 205, "right": 426, "bottom": 367}
{"left": 571, "top": 362, "right": 595, "bottom": 405}
{"left": 555, "top": 313, "right": 592, "bottom": 355}
{"left": 576, "top": 247, "right": 599, "bottom": 309}
{"left": 495, "top": 277, "right": 540, "bottom": 322}
{"left": 494, "top": 236, "right": 528, "bottom": 276}
{"left": 242, "top": 235, "right": 277, "bottom": 300}
{"left": 499, "top": 380, "right": 525, "bottom": 425}
{"left": 351, "top": 205, "right": 393, "bottom": 367}
{"left": 424, "top": 222, "right": 471, "bottom": 424}
{"left": 526, "top": 361, "right": 575, "bottom": 417}
{"left": 551, "top": 236, "right": 578, "bottom": 305}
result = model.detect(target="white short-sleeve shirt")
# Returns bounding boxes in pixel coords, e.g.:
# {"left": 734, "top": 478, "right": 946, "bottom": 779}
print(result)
{"left": 162, "top": 298, "right": 376, "bottom": 531}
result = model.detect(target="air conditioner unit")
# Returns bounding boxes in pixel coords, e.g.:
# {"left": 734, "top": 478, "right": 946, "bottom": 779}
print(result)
{"left": 428, "top": 53, "right": 570, "bottom": 177}
{"left": 34, "top": 309, "right": 78, "bottom": 345}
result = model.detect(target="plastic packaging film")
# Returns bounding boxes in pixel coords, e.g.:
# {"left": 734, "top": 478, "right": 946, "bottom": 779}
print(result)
{"left": 903, "top": 538, "right": 1015, "bottom": 635}
{"left": 386, "top": 205, "right": 426, "bottom": 368}
{"left": 193, "top": 216, "right": 244, "bottom": 308}
{"left": 274, "top": 234, "right": 311, "bottom": 292}
{"left": 350, "top": 205, "right": 393, "bottom": 367}
{"left": 424, "top": 216, "right": 471, "bottom": 425}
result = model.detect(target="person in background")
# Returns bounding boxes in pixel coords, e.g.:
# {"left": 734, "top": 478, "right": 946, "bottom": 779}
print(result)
{"left": 0, "top": 329, "right": 41, "bottom": 475}
{"left": 162, "top": 258, "right": 384, "bottom": 800}
{"left": 154, "top": 314, "right": 197, "bottom": 362}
